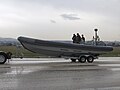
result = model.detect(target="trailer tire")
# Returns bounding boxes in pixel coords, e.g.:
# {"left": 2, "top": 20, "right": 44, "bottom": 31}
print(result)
{"left": 0, "top": 54, "right": 7, "bottom": 64}
{"left": 78, "top": 56, "right": 86, "bottom": 63}
{"left": 87, "top": 56, "right": 94, "bottom": 63}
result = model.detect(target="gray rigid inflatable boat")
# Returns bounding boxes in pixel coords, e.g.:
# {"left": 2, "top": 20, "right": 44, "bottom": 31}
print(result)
{"left": 18, "top": 36, "right": 113, "bottom": 58}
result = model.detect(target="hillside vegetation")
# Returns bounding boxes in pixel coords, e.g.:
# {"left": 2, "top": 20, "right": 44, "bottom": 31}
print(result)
{"left": 0, "top": 46, "right": 42, "bottom": 58}
{"left": 101, "top": 47, "right": 120, "bottom": 57}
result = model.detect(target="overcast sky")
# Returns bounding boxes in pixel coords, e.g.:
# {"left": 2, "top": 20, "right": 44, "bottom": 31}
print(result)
{"left": 0, "top": 0, "right": 120, "bottom": 41}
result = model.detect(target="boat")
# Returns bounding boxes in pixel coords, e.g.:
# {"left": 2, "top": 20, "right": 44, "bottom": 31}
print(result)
{"left": 18, "top": 36, "right": 113, "bottom": 63}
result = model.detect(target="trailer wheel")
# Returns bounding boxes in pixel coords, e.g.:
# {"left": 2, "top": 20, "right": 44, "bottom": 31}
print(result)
{"left": 71, "top": 59, "right": 76, "bottom": 62}
{"left": 0, "top": 54, "right": 7, "bottom": 64}
{"left": 87, "top": 56, "right": 94, "bottom": 63}
{"left": 78, "top": 56, "right": 86, "bottom": 63}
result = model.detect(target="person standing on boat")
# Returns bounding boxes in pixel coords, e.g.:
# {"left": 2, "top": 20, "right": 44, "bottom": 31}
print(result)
{"left": 76, "top": 33, "right": 81, "bottom": 44}
{"left": 72, "top": 34, "right": 77, "bottom": 43}
{"left": 81, "top": 34, "right": 85, "bottom": 44}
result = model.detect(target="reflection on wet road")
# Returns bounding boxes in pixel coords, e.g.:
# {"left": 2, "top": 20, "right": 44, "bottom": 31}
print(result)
{"left": 0, "top": 57, "right": 120, "bottom": 90}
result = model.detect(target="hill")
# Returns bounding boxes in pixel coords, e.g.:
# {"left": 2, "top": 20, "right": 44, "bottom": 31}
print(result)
{"left": 0, "top": 38, "right": 19, "bottom": 46}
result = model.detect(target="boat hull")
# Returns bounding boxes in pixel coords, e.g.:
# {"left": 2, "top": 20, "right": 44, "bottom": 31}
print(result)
{"left": 18, "top": 36, "right": 113, "bottom": 57}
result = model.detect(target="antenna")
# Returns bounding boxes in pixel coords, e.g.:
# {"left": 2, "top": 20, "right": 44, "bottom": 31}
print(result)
{"left": 94, "top": 28, "right": 98, "bottom": 45}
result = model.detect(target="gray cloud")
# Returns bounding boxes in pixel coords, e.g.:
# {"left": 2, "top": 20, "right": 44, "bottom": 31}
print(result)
{"left": 0, "top": 0, "right": 120, "bottom": 40}
{"left": 50, "top": 20, "right": 56, "bottom": 23}
{"left": 61, "top": 14, "right": 80, "bottom": 20}
{"left": 41, "top": 0, "right": 120, "bottom": 18}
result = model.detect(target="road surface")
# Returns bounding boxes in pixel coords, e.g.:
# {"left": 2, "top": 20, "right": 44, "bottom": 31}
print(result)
{"left": 0, "top": 57, "right": 120, "bottom": 90}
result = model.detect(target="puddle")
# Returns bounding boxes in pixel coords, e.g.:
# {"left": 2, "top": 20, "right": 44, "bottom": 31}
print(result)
{"left": 6, "top": 66, "right": 48, "bottom": 75}
{"left": 99, "top": 64, "right": 120, "bottom": 67}
{"left": 111, "top": 68, "right": 120, "bottom": 71}
{"left": 80, "top": 87, "right": 120, "bottom": 90}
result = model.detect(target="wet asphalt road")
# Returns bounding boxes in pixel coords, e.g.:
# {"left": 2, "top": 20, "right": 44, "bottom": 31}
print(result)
{"left": 1, "top": 57, "right": 120, "bottom": 90}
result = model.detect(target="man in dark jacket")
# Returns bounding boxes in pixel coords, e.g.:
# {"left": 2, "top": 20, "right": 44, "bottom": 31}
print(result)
{"left": 72, "top": 34, "right": 76, "bottom": 43}
{"left": 81, "top": 34, "right": 85, "bottom": 44}
{"left": 76, "top": 33, "right": 81, "bottom": 44}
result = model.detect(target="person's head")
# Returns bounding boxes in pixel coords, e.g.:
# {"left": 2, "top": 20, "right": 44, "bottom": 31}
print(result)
{"left": 82, "top": 34, "right": 84, "bottom": 37}
{"left": 77, "top": 33, "right": 79, "bottom": 36}
{"left": 73, "top": 34, "right": 76, "bottom": 36}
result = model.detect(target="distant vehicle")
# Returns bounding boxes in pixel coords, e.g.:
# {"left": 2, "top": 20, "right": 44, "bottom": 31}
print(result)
{"left": 0, "top": 51, "right": 12, "bottom": 64}
{"left": 18, "top": 36, "right": 113, "bottom": 63}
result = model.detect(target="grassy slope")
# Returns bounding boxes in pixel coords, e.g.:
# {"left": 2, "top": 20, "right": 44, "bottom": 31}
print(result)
{"left": 0, "top": 46, "right": 120, "bottom": 58}
{"left": 0, "top": 46, "right": 41, "bottom": 58}
{"left": 101, "top": 47, "right": 120, "bottom": 57}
